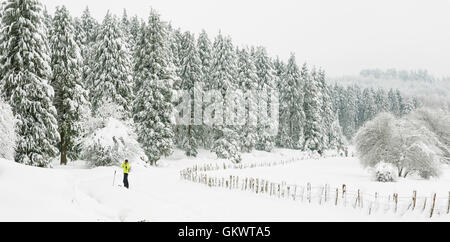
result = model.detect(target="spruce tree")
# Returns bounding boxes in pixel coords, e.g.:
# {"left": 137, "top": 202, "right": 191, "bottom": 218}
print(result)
{"left": 88, "top": 11, "right": 133, "bottom": 114}
{"left": 132, "top": 9, "right": 175, "bottom": 165}
{"left": 197, "top": 30, "right": 213, "bottom": 147}
{"left": 80, "top": 6, "right": 98, "bottom": 90}
{"left": 253, "top": 46, "right": 277, "bottom": 151}
{"left": 273, "top": 57, "right": 287, "bottom": 147}
{"left": 388, "top": 88, "right": 400, "bottom": 116}
{"left": 278, "top": 54, "right": 304, "bottom": 149}
{"left": 209, "top": 32, "right": 241, "bottom": 162}
{"left": 0, "top": 0, "right": 59, "bottom": 167}
{"left": 174, "top": 31, "right": 203, "bottom": 157}
{"left": 237, "top": 47, "right": 258, "bottom": 152}
{"left": 304, "top": 67, "right": 323, "bottom": 151}
{"left": 50, "top": 6, "right": 88, "bottom": 165}
{"left": 317, "top": 69, "right": 341, "bottom": 150}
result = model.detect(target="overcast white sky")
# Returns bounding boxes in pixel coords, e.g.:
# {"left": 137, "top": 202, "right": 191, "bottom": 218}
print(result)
{"left": 41, "top": 0, "right": 450, "bottom": 77}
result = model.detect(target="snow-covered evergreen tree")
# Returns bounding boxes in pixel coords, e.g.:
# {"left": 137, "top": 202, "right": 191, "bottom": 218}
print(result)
{"left": 196, "top": 30, "right": 213, "bottom": 148}
{"left": 272, "top": 57, "right": 287, "bottom": 147}
{"left": 360, "top": 88, "right": 377, "bottom": 124}
{"left": 42, "top": 6, "right": 52, "bottom": 39}
{"left": 374, "top": 88, "right": 389, "bottom": 113}
{"left": 209, "top": 32, "right": 242, "bottom": 162}
{"left": 303, "top": 67, "right": 323, "bottom": 151}
{"left": 236, "top": 47, "right": 258, "bottom": 153}
{"left": 174, "top": 31, "right": 203, "bottom": 157}
{"left": 79, "top": 6, "right": 98, "bottom": 90}
{"left": 168, "top": 25, "right": 183, "bottom": 79}
{"left": 278, "top": 54, "right": 304, "bottom": 149}
{"left": 388, "top": 88, "right": 401, "bottom": 116}
{"left": 50, "top": 6, "right": 88, "bottom": 165}
{"left": 253, "top": 46, "right": 277, "bottom": 152}
{"left": 128, "top": 15, "right": 141, "bottom": 55}
{"left": 317, "top": 69, "right": 342, "bottom": 150}
{"left": 132, "top": 9, "right": 175, "bottom": 165}
{"left": 80, "top": 6, "right": 98, "bottom": 44}
{"left": 0, "top": 0, "right": 59, "bottom": 167}
{"left": 88, "top": 11, "right": 133, "bottom": 115}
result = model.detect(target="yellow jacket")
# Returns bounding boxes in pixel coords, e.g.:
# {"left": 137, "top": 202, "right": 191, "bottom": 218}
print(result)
{"left": 122, "top": 162, "right": 130, "bottom": 174}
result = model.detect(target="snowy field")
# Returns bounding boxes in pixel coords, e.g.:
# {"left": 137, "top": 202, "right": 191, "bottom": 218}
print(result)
{"left": 0, "top": 149, "right": 449, "bottom": 222}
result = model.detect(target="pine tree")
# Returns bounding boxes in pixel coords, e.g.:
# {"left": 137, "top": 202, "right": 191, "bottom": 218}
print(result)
{"left": 0, "top": 0, "right": 59, "bottom": 167}
{"left": 278, "top": 54, "right": 304, "bottom": 149}
{"left": 374, "top": 88, "right": 389, "bottom": 113}
{"left": 80, "top": 7, "right": 98, "bottom": 44}
{"left": 304, "top": 67, "right": 323, "bottom": 151}
{"left": 174, "top": 31, "right": 203, "bottom": 157}
{"left": 253, "top": 46, "right": 277, "bottom": 151}
{"left": 197, "top": 30, "right": 213, "bottom": 148}
{"left": 88, "top": 11, "right": 133, "bottom": 114}
{"left": 80, "top": 6, "right": 98, "bottom": 90}
{"left": 50, "top": 6, "right": 88, "bottom": 165}
{"left": 401, "top": 97, "right": 415, "bottom": 116}
{"left": 341, "top": 86, "right": 358, "bottom": 140}
{"left": 273, "top": 57, "right": 286, "bottom": 147}
{"left": 120, "top": 9, "right": 130, "bottom": 35}
{"left": 209, "top": 32, "right": 241, "bottom": 162}
{"left": 132, "top": 9, "right": 175, "bottom": 165}
{"left": 42, "top": 6, "right": 52, "bottom": 39}
{"left": 388, "top": 88, "right": 400, "bottom": 116}
{"left": 236, "top": 47, "right": 258, "bottom": 152}
{"left": 361, "top": 88, "right": 376, "bottom": 123}
{"left": 73, "top": 17, "right": 85, "bottom": 55}
{"left": 317, "top": 69, "right": 342, "bottom": 150}
{"left": 128, "top": 15, "right": 141, "bottom": 55}
{"left": 168, "top": 25, "right": 183, "bottom": 79}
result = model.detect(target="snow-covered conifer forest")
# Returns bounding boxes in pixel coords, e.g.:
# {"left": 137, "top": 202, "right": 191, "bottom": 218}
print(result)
{"left": 0, "top": 0, "right": 449, "bottom": 222}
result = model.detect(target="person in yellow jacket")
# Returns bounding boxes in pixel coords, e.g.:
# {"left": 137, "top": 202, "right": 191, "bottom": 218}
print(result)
{"left": 121, "top": 160, "right": 131, "bottom": 189}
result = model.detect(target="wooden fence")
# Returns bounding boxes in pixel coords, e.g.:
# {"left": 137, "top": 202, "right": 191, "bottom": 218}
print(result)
{"left": 180, "top": 156, "right": 450, "bottom": 219}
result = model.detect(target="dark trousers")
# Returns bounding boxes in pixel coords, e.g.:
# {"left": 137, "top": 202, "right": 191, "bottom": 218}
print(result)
{"left": 123, "top": 173, "right": 129, "bottom": 189}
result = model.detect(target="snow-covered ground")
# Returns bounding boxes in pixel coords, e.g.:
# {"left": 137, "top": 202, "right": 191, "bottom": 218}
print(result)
{"left": 0, "top": 149, "right": 449, "bottom": 222}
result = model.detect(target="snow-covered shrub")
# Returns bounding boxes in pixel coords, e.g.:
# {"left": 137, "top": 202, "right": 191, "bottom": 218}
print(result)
{"left": 84, "top": 140, "right": 120, "bottom": 167}
{"left": 213, "top": 128, "right": 242, "bottom": 163}
{"left": 81, "top": 117, "right": 145, "bottom": 167}
{"left": 373, "top": 162, "right": 398, "bottom": 182}
{"left": 0, "top": 101, "right": 15, "bottom": 160}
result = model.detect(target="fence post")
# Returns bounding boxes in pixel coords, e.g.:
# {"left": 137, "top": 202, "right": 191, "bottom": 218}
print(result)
{"left": 307, "top": 183, "right": 312, "bottom": 203}
{"left": 430, "top": 193, "right": 436, "bottom": 218}
{"left": 256, "top": 179, "right": 259, "bottom": 194}
{"left": 319, "top": 185, "right": 324, "bottom": 205}
{"left": 423, "top": 198, "right": 427, "bottom": 212}
{"left": 278, "top": 184, "right": 281, "bottom": 198}
{"left": 354, "top": 190, "right": 360, "bottom": 208}
{"left": 394, "top": 193, "right": 398, "bottom": 213}
{"left": 447, "top": 191, "right": 450, "bottom": 214}
{"left": 342, "top": 184, "right": 347, "bottom": 207}
{"left": 412, "top": 191, "right": 417, "bottom": 211}
{"left": 335, "top": 188, "right": 339, "bottom": 206}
